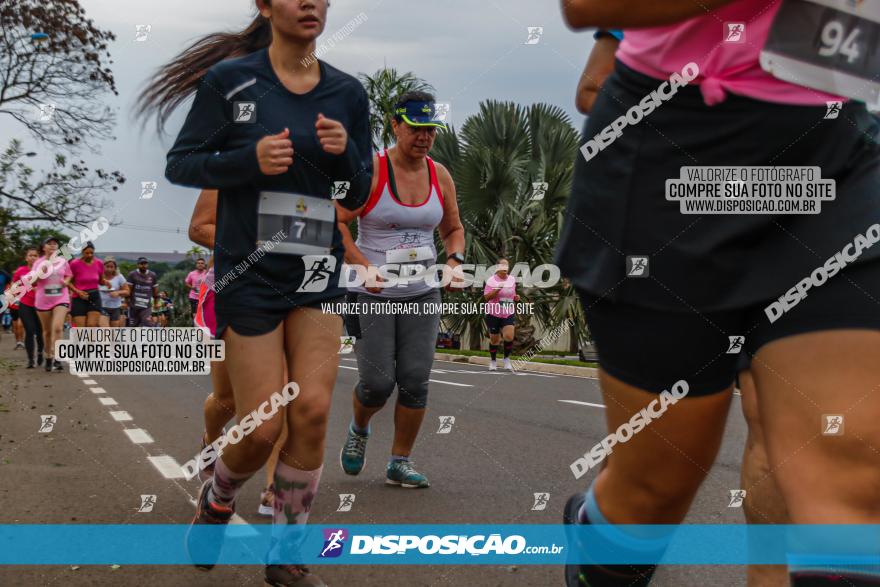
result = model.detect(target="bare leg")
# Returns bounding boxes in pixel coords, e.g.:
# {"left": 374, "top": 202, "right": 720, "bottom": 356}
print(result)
{"left": 391, "top": 404, "right": 426, "bottom": 457}
{"left": 738, "top": 368, "right": 789, "bottom": 586}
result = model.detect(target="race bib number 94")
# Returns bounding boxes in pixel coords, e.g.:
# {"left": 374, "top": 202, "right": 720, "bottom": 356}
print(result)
{"left": 760, "top": 0, "right": 880, "bottom": 103}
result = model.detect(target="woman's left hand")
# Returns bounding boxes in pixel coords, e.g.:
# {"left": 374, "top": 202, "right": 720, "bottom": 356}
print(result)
{"left": 316, "top": 113, "right": 348, "bottom": 155}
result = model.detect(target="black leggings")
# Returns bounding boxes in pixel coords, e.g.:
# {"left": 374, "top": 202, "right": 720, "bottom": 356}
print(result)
{"left": 18, "top": 304, "right": 44, "bottom": 362}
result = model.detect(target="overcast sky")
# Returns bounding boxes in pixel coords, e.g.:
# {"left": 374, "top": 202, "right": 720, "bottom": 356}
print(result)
{"left": 8, "top": 0, "right": 598, "bottom": 253}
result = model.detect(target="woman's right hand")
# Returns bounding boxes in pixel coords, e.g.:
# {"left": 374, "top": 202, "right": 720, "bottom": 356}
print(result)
{"left": 256, "top": 128, "right": 294, "bottom": 175}
{"left": 365, "top": 266, "right": 385, "bottom": 294}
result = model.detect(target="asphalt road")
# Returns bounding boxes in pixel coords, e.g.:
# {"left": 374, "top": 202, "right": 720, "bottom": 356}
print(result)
{"left": 0, "top": 333, "right": 749, "bottom": 586}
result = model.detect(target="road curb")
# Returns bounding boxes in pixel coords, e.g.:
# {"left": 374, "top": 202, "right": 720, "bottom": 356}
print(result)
{"left": 434, "top": 353, "right": 599, "bottom": 378}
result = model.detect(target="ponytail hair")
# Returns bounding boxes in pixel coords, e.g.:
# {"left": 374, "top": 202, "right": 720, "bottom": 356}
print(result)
{"left": 136, "top": 14, "right": 272, "bottom": 131}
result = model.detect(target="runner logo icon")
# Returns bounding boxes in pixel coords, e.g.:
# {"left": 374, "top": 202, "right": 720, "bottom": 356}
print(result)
{"left": 531, "top": 493, "right": 549, "bottom": 511}
{"left": 626, "top": 256, "right": 649, "bottom": 278}
{"left": 39, "top": 415, "right": 57, "bottom": 433}
{"left": 339, "top": 335, "right": 355, "bottom": 354}
{"left": 297, "top": 255, "right": 337, "bottom": 292}
{"left": 319, "top": 529, "right": 348, "bottom": 558}
{"left": 822, "top": 414, "right": 844, "bottom": 435}
{"left": 134, "top": 24, "right": 151, "bottom": 42}
{"left": 140, "top": 181, "right": 157, "bottom": 200}
{"left": 36, "top": 103, "right": 56, "bottom": 123}
{"left": 337, "top": 494, "right": 356, "bottom": 512}
{"left": 727, "top": 489, "right": 746, "bottom": 508}
{"left": 727, "top": 336, "right": 745, "bottom": 354}
{"left": 332, "top": 181, "right": 350, "bottom": 200}
{"left": 725, "top": 22, "right": 745, "bottom": 43}
{"left": 825, "top": 101, "right": 843, "bottom": 119}
{"left": 138, "top": 494, "right": 156, "bottom": 513}
{"left": 531, "top": 182, "right": 548, "bottom": 201}
{"left": 525, "top": 27, "right": 544, "bottom": 45}
{"left": 234, "top": 102, "right": 256, "bottom": 123}
{"left": 437, "top": 416, "right": 455, "bottom": 434}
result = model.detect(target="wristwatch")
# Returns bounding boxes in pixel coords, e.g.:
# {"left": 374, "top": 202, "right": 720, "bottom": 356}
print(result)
{"left": 448, "top": 252, "right": 465, "bottom": 264}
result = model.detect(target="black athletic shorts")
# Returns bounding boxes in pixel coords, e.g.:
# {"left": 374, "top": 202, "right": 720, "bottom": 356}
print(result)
{"left": 101, "top": 307, "right": 121, "bottom": 321}
{"left": 216, "top": 296, "right": 344, "bottom": 338}
{"left": 71, "top": 289, "right": 102, "bottom": 317}
{"left": 9, "top": 308, "right": 20, "bottom": 321}
{"left": 580, "top": 259, "right": 880, "bottom": 396}
{"left": 485, "top": 314, "right": 515, "bottom": 334}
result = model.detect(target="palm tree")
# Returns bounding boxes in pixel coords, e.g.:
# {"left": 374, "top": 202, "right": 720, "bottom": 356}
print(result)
{"left": 358, "top": 68, "right": 434, "bottom": 151}
{"left": 430, "top": 101, "right": 588, "bottom": 353}
{"left": 186, "top": 245, "right": 206, "bottom": 261}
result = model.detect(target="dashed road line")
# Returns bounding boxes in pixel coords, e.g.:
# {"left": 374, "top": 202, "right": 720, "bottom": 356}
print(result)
{"left": 338, "top": 365, "right": 474, "bottom": 387}
{"left": 124, "top": 428, "right": 154, "bottom": 444}
{"left": 109, "top": 410, "right": 133, "bottom": 421}
{"left": 90, "top": 387, "right": 106, "bottom": 394}
{"left": 83, "top": 379, "right": 97, "bottom": 385}
{"left": 148, "top": 455, "right": 187, "bottom": 479}
{"left": 98, "top": 397, "right": 118, "bottom": 406}
{"left": 558, "top": 400, "right": 606, "bottom": 409}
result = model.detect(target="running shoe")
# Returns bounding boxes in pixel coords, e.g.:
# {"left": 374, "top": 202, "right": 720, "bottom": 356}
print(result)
{"left": 15, "top": 341, "right": 24, "bottom": 350}
{"left": 52, "top": 359, "right": 63, "bottom": 372}
{"left": 489, "top": 359, "right": 497, "bottom": 371}
{"left": 44, "top": 358, "right": 52, "bottom": 372}
{"left": 386, "top": 459, "right": 430, "bottom": 488}
{"left": 37, "top": 352, "right": 44, "bottom": 366}
{"left": 339, "top": 425, "right": 368, "bottom": 476}
{"left": 26, "top": 360, "right": 34, "bottom": 369}
{"left": 264, "top": 564, "right": 326, "bottom": 586}
{"left": 259, "top": 484, "right": 274, "bottom": 516}
{"left": 503, "top": 358, "right": 512, "bottom": 371}
{"left": 186, "top": 478, "right": 234, "bottom": 571}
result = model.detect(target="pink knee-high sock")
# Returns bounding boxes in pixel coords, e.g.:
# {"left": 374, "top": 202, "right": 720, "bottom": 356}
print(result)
{"left": 209, "top": 456, "right": 253, "bottom": 507}
{"left": 273, "top": 462, "right": 323, "bottom": 527}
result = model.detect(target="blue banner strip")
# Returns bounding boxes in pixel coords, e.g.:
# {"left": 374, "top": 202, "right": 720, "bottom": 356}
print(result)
{"left": 1, "top": 525, "right": 879, "bottom": 565}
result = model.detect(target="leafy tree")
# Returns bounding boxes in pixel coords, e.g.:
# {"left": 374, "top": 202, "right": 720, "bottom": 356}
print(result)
{"left": 430, "top": 101, "right": 588, "bottom": 352}
{"left": 0, "top": 0, "right": 123, "bottom": 258}
{"left": 358, "top": 68, "right": 434, "bottom": 151}
{"left": 0, "top": 0, "right": 118, "bottom": 151}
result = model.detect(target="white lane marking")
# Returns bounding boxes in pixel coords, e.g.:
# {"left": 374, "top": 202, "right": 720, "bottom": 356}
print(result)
{"left": 124, "top": 428, "right": 154, "bottom": 444}
{"left": 187, "top": 498, "right": 257, "bottom": 535}
{"left": 99, "top": 397, "right": 118, "bottom": 406}
{"left": 109, "top": 411, "right": 132, "bottom": 422}
{"left": 431, "top": 369, "right": 449, "bottom": 374}
{"left": 428, "top": 378, "right": 472, "bottom": 387}
{"left": 339, "top": 365, "right": 473, "bottom": 387}
{"left": 75, "top": 372, "right": 88, "bottom": 378}
{"left": 559, "top": 400, "right": 606, "bottom": 409}
{"left": 148, "top": 455, "right": 187, "bottom": 479}
{"left": 90, "top": 387, "right": 106, "bottom": 394}
{"left": 83, "top": 379, "right": 97, "bottom": 385}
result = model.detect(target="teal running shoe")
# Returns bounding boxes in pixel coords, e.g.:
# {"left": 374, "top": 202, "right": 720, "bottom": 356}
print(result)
{"left": 386, "top": 459, "right": 430, "bottom": 488}
{"left": 339, "top": 425, "right": 369, "bottom": 476}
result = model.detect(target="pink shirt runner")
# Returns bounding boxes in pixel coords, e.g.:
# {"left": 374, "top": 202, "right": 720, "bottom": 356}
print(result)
{"left": 69, "top": 258, "right": 104, "bottom": 291}
{"left": 483, "top": 274, "right": 517, "bottom": 318}
{"left": 616, "top": 0, "right": 845, "bottom": 106}
{"left": 12, "top": 265, "right": 37, "bottom": 307}
{"left": 33, "top": 256, "right": 72, "bottom": 311}
{"left": 185, "top": 269, "right": 207, "bottom": 300}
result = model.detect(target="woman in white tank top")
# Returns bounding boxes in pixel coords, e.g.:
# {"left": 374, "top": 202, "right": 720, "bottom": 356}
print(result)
{"left": 335, "top": 92, "right": 465, "bottom": 488}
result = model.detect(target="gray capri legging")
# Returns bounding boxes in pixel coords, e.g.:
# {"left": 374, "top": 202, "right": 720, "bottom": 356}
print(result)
{"left": 354, "top": 289, "right": 441, "bottom": 409}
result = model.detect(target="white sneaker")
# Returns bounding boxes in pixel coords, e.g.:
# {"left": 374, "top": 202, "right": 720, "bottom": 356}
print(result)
{"left": 489, "top": 360, "right": 497, "bottom": 371}
{"left": 503, "top": 358, "right": 512, "bottom": 371}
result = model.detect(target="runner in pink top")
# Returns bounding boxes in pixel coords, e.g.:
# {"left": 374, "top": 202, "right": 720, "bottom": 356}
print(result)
{"left": 10, "top": 246, "right": 45, "bottom": 368}
{"left": 615, "top": 0, "right": 845, "bottom": 106}
{"left": 483, "top": 259, "right": 519, "bottom": 371}
{"left": 185, "top": 258, "right": 208, "bottom": 317}
{"left": 69, "top": 242, "right": 105, "bottom": 327}
{"left": 33, "top": 237, "right": 71, "bottom": 372}
{"left": 559, "top": 3, "right": 880, "bottom": 587}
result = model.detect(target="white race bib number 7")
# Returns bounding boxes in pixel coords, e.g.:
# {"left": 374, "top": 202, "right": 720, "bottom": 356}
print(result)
{"left": 761, "top": 0, "right": 880, "bottom": 103}
{"left": 257, "top": 192, "right": 335, "bottom": 256}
